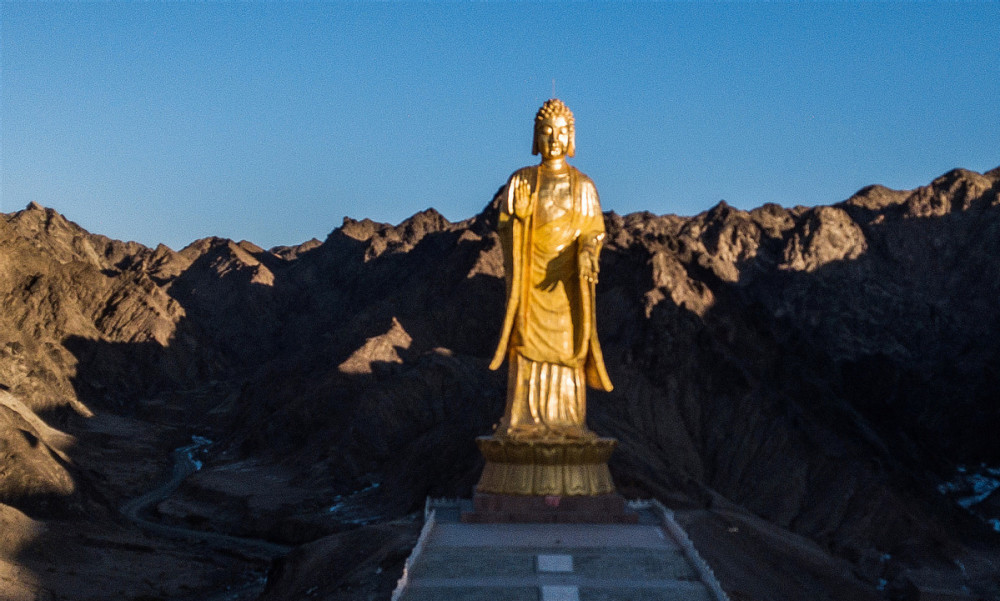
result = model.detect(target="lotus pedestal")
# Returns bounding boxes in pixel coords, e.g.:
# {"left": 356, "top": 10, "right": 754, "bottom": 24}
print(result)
{"left": 461, "top": 436, "right": 637, "bottom": 524}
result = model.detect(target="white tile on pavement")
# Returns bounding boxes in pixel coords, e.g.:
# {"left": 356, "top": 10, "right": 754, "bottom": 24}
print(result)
{"left": 541, "top": 585, "right": 580, "bottom": 601}
{"left": 537, "top": 554, "right": 573, "bottom": 573}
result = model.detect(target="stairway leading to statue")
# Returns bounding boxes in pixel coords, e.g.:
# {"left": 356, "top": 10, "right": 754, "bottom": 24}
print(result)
{"left": 392, "top": 499, "right": 730, "bottom": 601}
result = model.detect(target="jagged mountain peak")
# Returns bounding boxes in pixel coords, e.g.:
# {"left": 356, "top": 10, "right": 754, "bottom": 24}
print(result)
{"left": 843, "top": 184, "right": 910, "bottom": 211}
{"left": 5, "top": 202, "right": 149, "bottom": 272}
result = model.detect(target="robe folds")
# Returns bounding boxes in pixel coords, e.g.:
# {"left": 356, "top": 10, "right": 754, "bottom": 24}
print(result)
{"left": 489, "top": 164, "right": 613, "bottom": 437}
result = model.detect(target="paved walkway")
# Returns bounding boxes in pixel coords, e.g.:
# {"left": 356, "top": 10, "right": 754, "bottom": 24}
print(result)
{"left": 392, "top": 499, "right": 729, "bottom": 601}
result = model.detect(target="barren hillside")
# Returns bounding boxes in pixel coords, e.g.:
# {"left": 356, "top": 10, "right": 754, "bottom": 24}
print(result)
{"left": 1, "top": 167, "right": 999, "bottom": 600}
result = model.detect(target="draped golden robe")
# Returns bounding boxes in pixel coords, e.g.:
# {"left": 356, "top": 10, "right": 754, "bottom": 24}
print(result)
{"left": 489, "top": 164, "right": 613, "bottom": 439}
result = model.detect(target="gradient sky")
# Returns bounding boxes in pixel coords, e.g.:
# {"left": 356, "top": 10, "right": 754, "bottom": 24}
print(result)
{"left": 2, "top": 2, "right": 998, "bottom": 250}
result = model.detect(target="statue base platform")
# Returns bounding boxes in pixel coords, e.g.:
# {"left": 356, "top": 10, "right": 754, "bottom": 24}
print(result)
{"left": 462, "top": 435, "right": 637, "bottom": 523}
{"left": 461, "top": 492, "right": 638, "bottom": 524}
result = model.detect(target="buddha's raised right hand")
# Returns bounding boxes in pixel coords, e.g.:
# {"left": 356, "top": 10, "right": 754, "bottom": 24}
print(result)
{"left": 512, "top": 175, "right": 533, "bottom": 220}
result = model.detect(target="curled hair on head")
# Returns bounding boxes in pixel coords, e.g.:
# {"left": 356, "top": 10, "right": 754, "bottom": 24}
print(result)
{"left": 532, "top": 98, "right": 576, "bottom": 157}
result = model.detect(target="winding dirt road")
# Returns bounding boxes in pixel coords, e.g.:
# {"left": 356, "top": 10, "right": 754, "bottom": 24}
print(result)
{"left": 120, "top": 438, "right": 294, "bottom": 600}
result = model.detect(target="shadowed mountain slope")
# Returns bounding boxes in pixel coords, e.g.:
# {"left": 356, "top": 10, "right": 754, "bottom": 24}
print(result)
{"left": 1, "top": 167, "right": 999, "bottom": 600}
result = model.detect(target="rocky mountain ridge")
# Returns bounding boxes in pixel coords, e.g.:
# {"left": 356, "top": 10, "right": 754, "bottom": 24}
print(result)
{"left": 1, "top": 166, "right": 999, "bottom": 600}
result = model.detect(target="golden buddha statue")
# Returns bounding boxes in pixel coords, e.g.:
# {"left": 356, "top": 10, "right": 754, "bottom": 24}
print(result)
{"left": 489, "top": 98, "right": 613, "bottom": 441}
{"left": 466, "top": 99, "right": 629, "bottom": 507}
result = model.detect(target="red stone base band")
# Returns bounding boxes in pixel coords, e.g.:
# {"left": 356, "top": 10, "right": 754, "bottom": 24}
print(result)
{"left": 461, "top": 492, "right": 638, "bottom": 524}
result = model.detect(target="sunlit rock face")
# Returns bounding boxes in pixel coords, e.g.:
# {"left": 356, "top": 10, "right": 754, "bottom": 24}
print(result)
{"left": 337, "top": 317, "right": 413, "bottom": 375}
{"left": 779, "top": 205, "right": 868, "bottom": 272}
{"left": 1, "top": 166, "right": 999, "bottom": 600}
{"left": 0, "top": 393, "right": 77, "bottom": 516}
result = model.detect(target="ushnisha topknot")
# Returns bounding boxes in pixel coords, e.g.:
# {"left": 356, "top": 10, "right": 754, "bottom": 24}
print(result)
{"left": 532, "top": 98, "right": 576, "bottom": 157}
{"left": 534, "top": 98, "right": 575, "bottom": 127}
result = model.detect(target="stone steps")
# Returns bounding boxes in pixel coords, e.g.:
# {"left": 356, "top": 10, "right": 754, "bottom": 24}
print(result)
{"left": 392, "top": 499, "right": 730, "bottom": 601}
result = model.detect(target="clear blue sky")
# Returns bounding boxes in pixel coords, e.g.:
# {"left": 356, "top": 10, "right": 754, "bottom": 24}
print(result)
{"left": 2, "top": 2, "right": 998, "bottom": 250}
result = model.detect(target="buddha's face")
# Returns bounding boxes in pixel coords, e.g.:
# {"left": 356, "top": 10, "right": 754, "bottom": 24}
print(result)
{"left": 535, "top": 116, "right": 571, "bottom": 160}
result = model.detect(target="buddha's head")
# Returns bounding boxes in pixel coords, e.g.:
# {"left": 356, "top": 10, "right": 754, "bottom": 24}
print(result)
{"left": 532, "top": 98, "right": 575, "bottom": 159}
